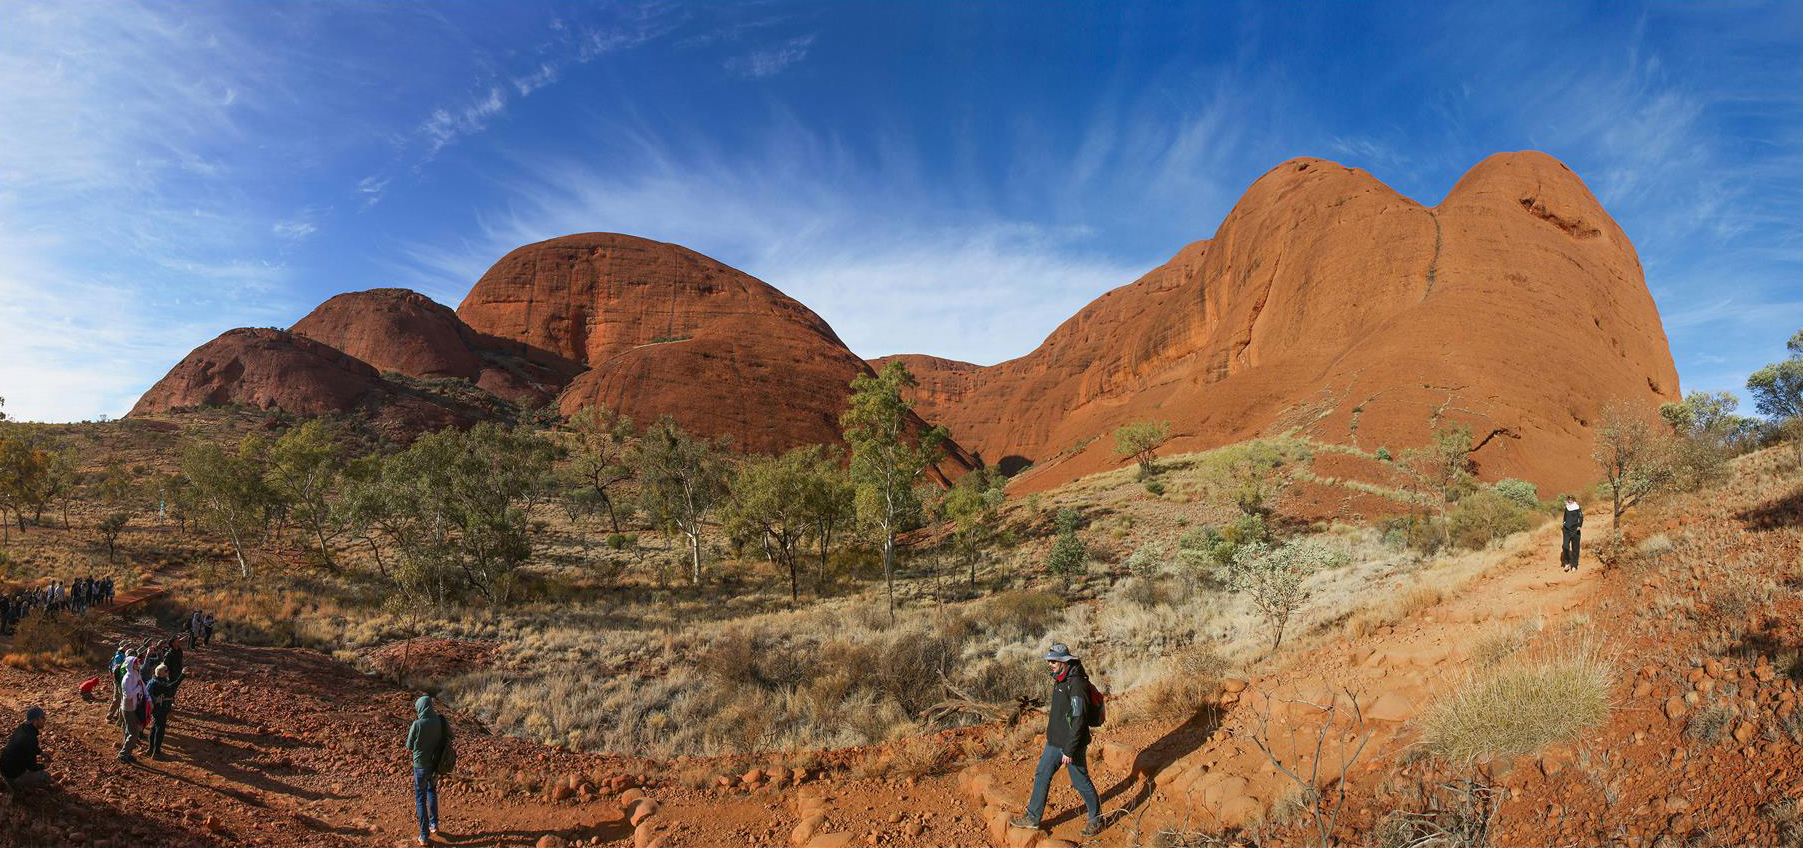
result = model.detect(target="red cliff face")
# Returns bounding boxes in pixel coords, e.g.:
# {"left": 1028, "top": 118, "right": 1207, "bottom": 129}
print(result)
{"left": 130, "top": 152, "right": 1675, "bottom": 501}
{"left": 458, "top": 233, "right": 977, "bottom": 471}
{"left": 902, "top": 152, "right": 1678, "bottom": 498}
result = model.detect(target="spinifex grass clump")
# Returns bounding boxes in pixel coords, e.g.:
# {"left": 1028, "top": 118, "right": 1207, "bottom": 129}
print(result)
{"left": 1420, "top": 636, "right": 1614, "bottom": 763}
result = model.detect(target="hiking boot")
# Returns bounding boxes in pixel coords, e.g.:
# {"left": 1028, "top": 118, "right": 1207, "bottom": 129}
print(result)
{"left": 1082, "top": 818, "right": 1104, "bottom": 837}
{"left": 1008, "top": 814, "right": 1040, "bottom": 830}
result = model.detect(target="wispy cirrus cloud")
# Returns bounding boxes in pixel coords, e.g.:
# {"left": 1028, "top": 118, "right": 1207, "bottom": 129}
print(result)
{"left": 0, "top": 0, "right": 303, "bottom": 420}
{"left": 411, "top": 10, "right": 684, "bottom": 159}
{"left": 724, "top": 34, "right": 816, "bottom": 79}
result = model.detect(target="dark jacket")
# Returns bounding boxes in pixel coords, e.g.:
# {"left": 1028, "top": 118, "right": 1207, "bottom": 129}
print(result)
{"left": 1563, "top": 505, "right": 1584, "bottom": 531}
{"left": 148, "top": 677, "right": 176, "bottom": 718}
{"left": 406, "top": 696, "right": 451, "bottom": 771}
{"left": 164, "top": 644, "right": 184, "bottom": 682}
{"left": 1044, "top": 661, "right": 1091, "bottom": 757}
{"left": 1, "top": 722, "right": 43, "bottom": 779}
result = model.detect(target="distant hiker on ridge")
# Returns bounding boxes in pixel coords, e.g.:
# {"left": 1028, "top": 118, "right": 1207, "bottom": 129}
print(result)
{"left": 1, "top": 707, "right": 52, "bottom": 791}
{"left": 1011, "top": 643, "right": 1104, "bottom": 838}
{"left": 1561, "top": 494, "right": 1584, "bottom": 571}
{"left": 405, "top": 695, "right": 455, "bottom": 846}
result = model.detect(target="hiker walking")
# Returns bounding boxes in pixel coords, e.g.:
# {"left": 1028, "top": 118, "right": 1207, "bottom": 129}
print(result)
{"left": 1560, "top": 495, "right": 1584, "bottom": 571}
{"left": 1011, "top": 643, "right": 1103, "bottom": 838}
{"left": 187, "top": 611, "right": 203, "bottom": 649}
{"left": 146, "top": 665, "right": 175, "bottom": 760}
{"left": 118, "top": 658, "right": 145, "bottom": 763}
{"left": 1, "top": 707, "right": 51, "bottom": 791}
{"left": 106, "top": 644, "right": 128, "bottom": 721}
{"left": 164, "top": 636, "right": 184, "bottom": 690}
{"left": 203, "top": 611, "right": 216, "bottom": 645}
{"left": 405, "top": 695, "right": 455, "bottom": 845}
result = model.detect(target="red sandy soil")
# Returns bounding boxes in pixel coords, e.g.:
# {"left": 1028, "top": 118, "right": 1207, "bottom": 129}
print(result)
{"left": 6, "top": 460, "right": 1792, "bottom": 847}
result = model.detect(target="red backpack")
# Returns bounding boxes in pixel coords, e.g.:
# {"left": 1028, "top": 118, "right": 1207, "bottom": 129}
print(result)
{"left": 1084, "top": 680, "right": 1106, "bottom": 727}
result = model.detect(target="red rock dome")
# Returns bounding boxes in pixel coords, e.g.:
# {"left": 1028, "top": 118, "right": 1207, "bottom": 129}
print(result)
{"left": 891, "top": 152, "right": 1678, "bottom": 498}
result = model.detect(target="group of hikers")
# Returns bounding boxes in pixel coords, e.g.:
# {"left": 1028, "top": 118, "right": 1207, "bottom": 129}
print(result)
{"left": 104, "top": 628, "right": 194, "bottom": 763}
{"left": 0, "top": 575, "right": 114, "bottom": 634}
{"left": 1, "top": 607, "right": 220, "bottom": 797}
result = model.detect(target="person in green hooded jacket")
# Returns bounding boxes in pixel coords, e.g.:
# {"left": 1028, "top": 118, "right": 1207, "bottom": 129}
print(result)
{"left": 405, "top": 695, "right": 452, "bottom": 845}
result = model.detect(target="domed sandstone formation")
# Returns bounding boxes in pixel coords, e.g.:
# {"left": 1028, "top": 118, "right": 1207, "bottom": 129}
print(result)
{"left": 292, "top": 288, "right": 484, "bottom": 380}
{"left": 459, "top": 233, "right": 977, "bottom": 471}
{"left": 894, "top": 152, "right": 1677, "bottom": 497}
{"left": 291, "top": 288, "right": 569, "bottom": 406}
{"left": 128, "top": 327, "right": 474, "bottom": 432}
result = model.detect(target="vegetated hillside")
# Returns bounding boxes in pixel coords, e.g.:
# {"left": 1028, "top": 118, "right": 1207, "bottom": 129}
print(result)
{"left": 886, "top": 152, "right": 1678, "bottom": 500}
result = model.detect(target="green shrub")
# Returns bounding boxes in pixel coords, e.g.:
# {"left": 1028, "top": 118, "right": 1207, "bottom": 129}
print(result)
{"left": 1144, "top": 480, "right": 1166, "bottom": 496}
{"left": 1491, "top": 479, "right": 1539, "bottom": 509}
{"left": 1045, "top": 509, "right": 1087, "bottom": 581}
{"left": 1125, "top": 542, "right": 1167, "bottom": 577}
{"left": 1447, "top": 489, "right": 1537, "bottom": 550}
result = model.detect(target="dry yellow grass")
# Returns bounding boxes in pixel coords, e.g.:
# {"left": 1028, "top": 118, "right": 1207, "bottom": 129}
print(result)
{"left": 1419, "top": 636, "right": 1614, "bottom": 763}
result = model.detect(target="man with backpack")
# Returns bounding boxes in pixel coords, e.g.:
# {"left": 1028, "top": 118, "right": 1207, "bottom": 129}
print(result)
{"left": 1011, "top": 643, "right": 1104, "bottom": 838}
{"left": 405, "top": 695, "right": 455, "bottom": 846}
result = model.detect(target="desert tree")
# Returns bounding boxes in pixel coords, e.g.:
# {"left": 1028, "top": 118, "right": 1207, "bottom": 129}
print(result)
{"left": 726, "top": 445, "right": 825, "bottom": 602}
{"left": 635, "top": 416, "right": 730, "bottom": 586}
{"left": 0, "top": 424, "right": 54, "bottom": 537}
{"left": 798, "top": 447, "right": 855, "bottom": 592}
{"left": 1221, "top": 440, "right": 1297, "bottom": 518}
{"left": 41, "top": 446, "right": 79, "bottom": 529}
{"left": 1044, "top": 507, "right": 1087, "bottom": 586}
{"left": 1660, "top": 391, "right": 1754, "bottom": 489}
{"left": 842, "top": 361, "right": 946, "bottom": 617}
{"left": 1227, "top": 537, "right": 1346, "bottom": 651}
{"left": 1748, "top": 328, "right": 1803, "bottom": 463}
{"left": 0, "top": 428, "right": 51, "bottom": 542}
{"left": 1398, "top": 424, "right": 1476, "bottom": 549}
{"left": 92, "top": 458, "right": 141, "bottom": 563}
{"left": 355, "top": 423, "right": 556, "bottom": 606}
{"left": 181, "top": 437, "right": 275, "bottom": 578}
{"left": 1112, "top": 419, "right": 1171, "bottom": 478}
{"left": 565, "top": 404, "right": 636, "bottom": 533}
{"left": 941, "top": 466, "right": 1006, "bottom": 586}
{"left": 266, "top": 419, "right": 348, "bottom": 569}
{"left": 1591, "top": 400, "right": 1677, "bottom": 537}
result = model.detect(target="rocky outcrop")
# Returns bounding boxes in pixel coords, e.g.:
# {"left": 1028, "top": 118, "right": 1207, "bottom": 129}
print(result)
{"left": 897, "top": 152, "right": 1678, "bottom": 497}
{"left": 291, "top": 287, "right": 571, "bottom": 406}
{"left": 292, "top": 288, "right": 486, "bottom": 380}
{"left": 128, "top": 327, "right": 478, "bottom": 432}
{"left": 459, "top": 233, "right": 976, "bottom": 472}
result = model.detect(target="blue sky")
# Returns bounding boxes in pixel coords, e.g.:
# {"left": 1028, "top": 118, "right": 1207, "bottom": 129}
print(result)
{"left": 1, "top": 0, "right": 1798, "bottom": 422}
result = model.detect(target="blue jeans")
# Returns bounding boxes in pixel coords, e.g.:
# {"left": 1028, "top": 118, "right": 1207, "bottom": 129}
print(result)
{"left": 1025, "top": 742, "right": 1100, "bottom": 825}
{"left": 413, "top": 768, "right": 438, "bottom": 840}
